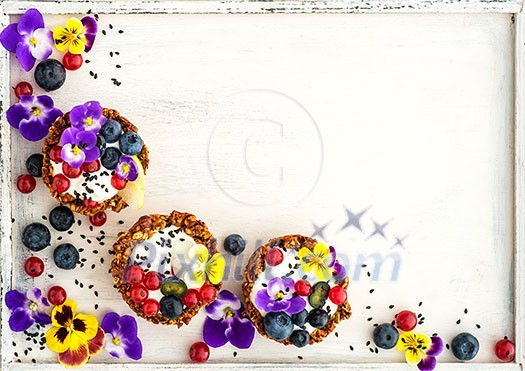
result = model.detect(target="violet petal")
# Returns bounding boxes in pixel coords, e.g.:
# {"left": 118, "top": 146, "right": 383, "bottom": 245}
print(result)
{"left": 117, "top": 315, "right": 138, "bottom": 342}
{"left": 328, "top": 246, "right": 337, "bottom": 268}
{"left": 285, "top": 296, "right": 306, "bottom": 315}
{"left": 30, "top": 28, "right": 53, "bottom": 60}
{"left": 267, "top": 277, "right": 285, "bottom": 297}
{"left": 81, "top": 16, "right": 98, "bottom": 53}
{"left": 427, "top": 336, "right": 444, "bottom": 357}
{"left": 0, "top": 24, "right": 23, "bottom": 53}
{"left": 15, "top": 42, "right": 35, "bottom": 72}
{"left": 417, "top": 356, "right": 437, "bottom": 371}
{"left": 32, "top": 310, "right": 51, "bottom": 325}
{"left": 5, "top": 290, "right": 27, "bottom": 311}
{"left": 19, "top": 118, "right": 50, "bottom": 141}
{"left": 83, "top": 146, "right": 100, "bottom": 163}
{"left": 254, "top": 289, "right": 273, "bottom": 311}
{"left": 202, "top": 318, "right": 229, "bottom": 348}
{"left": 69, "top": 104, "right": 86, "bottom": 127}
{"left": 60, "top": 127, "right": 78, "bottom": 145}
{"left": 9, "top": 307, "right": 34, "bottom": 332}
{"left": 225, "top": 316, "right": 255, "bottom": 349}
{"left": 101, "top": 312, "right": 120, "bottom": 335}
{"left": 333, "top": 261, "right": 347, "bottom": 282}
{"left": 18, "top": 9, "right": 44, "bottom": 35}
{"left": 266, "top": 299, "right": 290, "bottom": 313}
{"left": 122, "top": 337, "right": 143, "bottom": 360}
{"left": 6, "top": 102, "right": 30, "bottom": 129}
{"left": 76, "top": 130, "right": 97, "bottom": 149}
{"left": 26, "top": 287, "right": 43, "bottom": 303}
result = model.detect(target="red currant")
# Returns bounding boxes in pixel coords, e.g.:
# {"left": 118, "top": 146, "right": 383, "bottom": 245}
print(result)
{"left": 143, "top": 271, "right": 162, "bottom": 290}
{"left": 83, "top": 199, "right": 98, "bottom": 209}
{"left": 82, "top": 160, "right": 100, "bottom": 173}
{"left": 130, "top": 284, "right": 149, "bottom": 303}
{"left": 62, "top": 162, "right": 82, "bottom": 178}
{"left": 265, "top": 248, "right": 284, "bottom": 266}
{"left": 49, "top": 146, "right": 63, "bottom": 163}
{"left": 182, "top": 289, "right": 199, "bottom": 308}
{"left": 52, "top": 174, "right": 70, "bottom": 192}
{"left": 143, "top": 298, "right": 160, "bottom": 316}
{"left": 89, "top": 211, "right": 107, "bottom": 227}
{"left": 495, "top": 339, "right": 515, "bottom": 362}
{"left": 396, "top": 310, "right": 417, "bottom": 331}
{"left": 47, "top": 285, "right": 67, "bottom": 306}
{"left": 328, "top": 285, "right": 347, "bottom": 305}
{"left": 24, "top": 256, "right": 44, "bottom": 277}
{"left": 294, "top": 279, "right": 312, "bottom": 296}
{"left": 17, "top": 174, "right": 36, "bottom": 194}
{"left": 62, "top": 52, "right": 83, "bottom": 71}
{"left": 189, "top": 341, "right": 210, "bottom": 363}
{"left": 199, "top": 283, "right": 217, "bottom": 303}
{"left": 124, "top": 265, "right": 145, "bottom": 285}
{"left": 111, "top": 173, "right": 127, "bottom": 190}
{"left": 14, "top": 81, "right": 33, "bottom": 98}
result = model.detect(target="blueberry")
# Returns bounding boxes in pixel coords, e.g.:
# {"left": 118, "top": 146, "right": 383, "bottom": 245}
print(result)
{"left": 160, "top": 295, "right": 183, "bottom": 319}
{"left": 119, "top": 131, "right": 143, "bottom": 155}
{"left": 49, "top": 206, "right": 75, "bottom": 232}
{"left": 26, "top": 154, "right": 43, "bottom": 177}
{"left": 290, "top": 330, "right": 310, "bottom": 348}
{"left": 22, "top": 223, "right": 51, "bottom": 251}
{"left": 224, "top": 234, "right": 246, "bottom": 256}
{"left": 97, "top": 134, "right": 106, "bottom": 156}
{"left": 263, "top": 311, "right": 294, "bottom": 340}
{"left": 100, "top": 119, "right": 122, "bottom": 143}
{"left": 101, "top": 147, "right": 122, "bottom": 170}
{"left": 291, "top": 309, "right": 308, "bottom": 327}
{"left": 373, "top": 323, "right": 399, "bottom": 350}
{"left": 451, "top": 332, "right": 479, "bottom": 361}
{"left": 34, "top": 59, "right": 66, "bottom": 91}
{"left": 53, "top": 243, "right": 79, "bottom": 270}
{"left": 161, "top": 276, "right": 188, "bottom": 298}
{"left": 307, "top": 308, "right": 329, "bottom": 328}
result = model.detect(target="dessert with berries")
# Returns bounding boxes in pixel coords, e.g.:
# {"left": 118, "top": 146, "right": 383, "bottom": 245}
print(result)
{"left": 111, "top": 210, "right": 225, "bottom": 326}
{"left": 42, "top": 100, "right": 148, "bottom": 216}
{"left": 243, "top": 234, "right": 351, "bottom": 346}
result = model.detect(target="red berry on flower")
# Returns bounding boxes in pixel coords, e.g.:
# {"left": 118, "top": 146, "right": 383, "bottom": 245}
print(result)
{"left": 143, "top": 271, "right": 162, "bottom": 290}
{"left": 82, "top": 160, "right": 100, "bottom": 173}
{"left": 265, "top": 248, "right": 284, "bottom": 266}
{"left": 143, "top": 298, "right": 160, "bottom": 316}
{"left": 396, "top": 310, "right": 417, "bottom": 331}
{"left": 328, "top": 285, "right": 347, "bottom": 305}
{"left": 124, "top": 265, "right": 145, "bottom": 285}
{"left": 182, "top": 289, "right": 199, "bottom": 308}
{"left": 189, "top": 341, "right": 210, "bottom": 363}
{"left": 62, "top": 162, "right": 82, "bottom": 178}
{"left": 14, "top": 81, "right": 33, "bottom": 98}
{"left": 130, "top": 284, "right": 149, "bottom": 303}
{"left": 495, "top": 339, "right": 515, "bottom": 362}
{"left": 62, "top": 52, "right": 83, "bottom": 71}
{"left": 24, "top": 256, "right": 44, "bottom": 277}
{"left": 52, "top": 174, "right": 70, "bottom": 192}
{"left": 294, "top": 279, "right": 312, "bottom": 296}
{"left": 83, "top": 198, "right": 98, "bottom": 209}
{"left": 17, "top": 174, "right": 36, "bottom": 194}
{"left": 111, "top": 173, "right": 127, "bottom": 190}
{"left": 199, "top": 283, "right": 217, "bottom": 303}
{"left": 89, "top": 211, "right": 107, "bottom": 227}
{"left": 47, "top": 285, "right": 67, "bottom": 306}
{"left": 49, "top": 146, "right": 63, "bottom": 163}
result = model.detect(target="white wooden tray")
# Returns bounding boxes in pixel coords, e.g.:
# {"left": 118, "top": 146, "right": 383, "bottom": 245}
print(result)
{"left": 0, "top": 1, "right": 524, "bottom": 370}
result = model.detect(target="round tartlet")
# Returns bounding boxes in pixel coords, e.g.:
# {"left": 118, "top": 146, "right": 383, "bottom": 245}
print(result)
{"left": 42, "top": 108, "right": 149, "bottom": 216}
{"left": 243, "top": 234, "right": 352, "bottom": 346}
{"left": 111, "top": 210, "right": 223, "bottom": 326}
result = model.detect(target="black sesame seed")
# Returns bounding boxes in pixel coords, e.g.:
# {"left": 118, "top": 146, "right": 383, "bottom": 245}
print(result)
{"left": 456, "top": 319, "right": 461, "bottom": 325}
{"left": 366, "top": 306, "right": 371, "bottom": 309}
{"left": 233, "top": 351, "right": 237, "bottom": 357}
{"left": 389, "top": 305, "right": 395, "bottom": 309}
{"left": 109, "top": 24, "right": 113, "bottom": 29}
{"left": 464, "top": 308, "right": 468, "bottom": 314}
{"left": 369, "top": 289, "right": 374, "bottom": 294}
{"left": 102, "top": 30, "right": 106, "bottom": 35}
{"left": 118, "top": 30, "right": 124, "bottom": 34}
{"left": 297, "top": 356, "right": 303, "bottom": 360}
{"left": 349, "top": 345, "right": 354, "bottom": 351}
{"left": 476, "top": 324, "right": 481, "bottom": 329}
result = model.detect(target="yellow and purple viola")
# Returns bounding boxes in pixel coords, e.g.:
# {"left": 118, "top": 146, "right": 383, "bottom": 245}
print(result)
{"left": 60, "top": 127, "right": 100, "bottom": 169}
{"left": 397, "top": 331, "right": 444, "bottom": 371}
{"left": 53, "top": 16, "right": 97, "bottom": 55}
{"left": 116, "top": 155, "right": 139, "bottom": 181}
{"left": 298, "top": 242, "right": 338, "bottom": 281}
{"left": 70, "top": 100, "right": 106, "bottom": 132}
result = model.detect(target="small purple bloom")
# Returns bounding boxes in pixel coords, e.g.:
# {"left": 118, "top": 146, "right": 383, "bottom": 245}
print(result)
{"left": 116, "top": 155, "right": 139, "bottom": 181}
{"left": 418, "top": 336, "right": 444, "bottom": 371}
{"left": 6, "top": 95, "right": 62, "bottom": 141}
{"left": 5, "top": 288, "right": 51, "bottom": 332}
{"left": 60, "top": 127, "right": 100, "bottom": 168}
{"left": 69, "top": 101, "right": 106, "bottom": 133}
{"left": 333, "top": 261, "right": 347, "bottom": 282}
{"left": 81, "top": 16, "right": 98, "bottom": 53}
{"left": 254, "top": 277, "right": 306, "bottom": 315}
{"left": 203, "top": 290, "right": 255, "bottom": 349}
{"left": 101, "top": 312, "right": 142, "bottom": 360}
{"left": 0, "top": 8, "right": 53, "bottom": 71}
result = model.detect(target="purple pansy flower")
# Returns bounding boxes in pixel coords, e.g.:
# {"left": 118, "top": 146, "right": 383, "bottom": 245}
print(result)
{"left": 418, "top": 336, "right": 444, "bottom": 371}
{"left": 81, "top": 16, "right": 98, "bottom": 53}
{"left": 0, "top": 8, "right": 53, "bottom": 71}
{"left": 6, "top": 95, "right": 62, "bottom": 141}
{"left": 203, "top": 290, "right": 255, "bottom": 349}
{"left": 101, "top": 312, "right": 142, "bottom": 360}
{"left": 60, "top": 127, "right": 100, "bottom": 168}
{"left": 5, "top": 288, "right": 51, "bottom": 332}
{"left": 116, "top": 155, "right": 139, "bottom": 181}
{"left": 70, "top": 101, "right": 106, "bottom": 133}
{"left": 254, "top": 277, "right": 306, "bottom": 315}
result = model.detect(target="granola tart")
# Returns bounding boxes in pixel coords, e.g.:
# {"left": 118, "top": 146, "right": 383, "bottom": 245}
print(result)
{"left": 111, "top": 210, "right": 225, "bottom": 326}
{"left": 42, "top": 102, "right": 149, "bottom": 216}
{"left": 243, "top": 234, "right": 351, "bottom": 346}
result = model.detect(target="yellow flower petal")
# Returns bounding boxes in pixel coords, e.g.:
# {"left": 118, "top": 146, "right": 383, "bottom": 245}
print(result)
{"left": 65, "top": 18, "right": 83, "bottom": 34}
{"left": 46, "top": 326, "right": 71, "bottom": 353}
{"left": 314, "top": 262, "right": 333, "bottom": 280}
{"left": 415, "top": 333, "right": 431, "bottom": 350}
{"left": 72, "top": 313, "right": 99, "bottom": 341}
{"left": 57, "top": 332, "right": 89, "bottom": 368}
{"left": 190, "top": 269, "right": 206, "bottom": 287}
{"left": 68, "top": 37, "right": 86, "bottom": 54}
{"left": 205, "top": 253, "right": 225, "bottom": 284}
{"left": 52, "top": 300, "right": 77, "bottom": 327}
{"left": 397, "top": 331, "right": 416, "bottom": 351}
{"left": 297, "top": 247, "right": 312, "bottom": 260}
{"left": 405, "top": 348, "right": 422, "bottom": 365}
{"left": 189, "top": 244, "right": 209, "bottom": 264}
{"left": 313, "top": 242, "right": 329, "bottom": 260}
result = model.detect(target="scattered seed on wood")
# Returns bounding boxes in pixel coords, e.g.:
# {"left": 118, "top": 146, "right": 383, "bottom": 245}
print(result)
{"left": 102, "top": 30, "right": 106, "bottom": 35}
{"left": 297, "top": 356, "right": 303, "bottom": 360}
{"left": 369, "top": 289, "right": 375, "bottom": 294}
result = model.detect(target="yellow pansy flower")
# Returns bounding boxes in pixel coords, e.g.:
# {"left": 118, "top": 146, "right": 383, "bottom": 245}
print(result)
{"left": 53, "top": 18, "right": 87, "bottom": 54}
{"left": 298, "top": 242, "right": 335, "bottom": 280}
{"left": 397, "top": 331, "right": 431, "bottom": 365}
{"left": 184, "top": 244, "right": 225, "bottom": 287}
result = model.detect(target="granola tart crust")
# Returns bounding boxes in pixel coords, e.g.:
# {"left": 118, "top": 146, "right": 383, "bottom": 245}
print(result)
{"left": 111, "top": 210, "right": 221, "bottom": 326}
{"left": 242, "top": 234, "right": 352, "bottom": 345}
{"left": 41, "top": 108, "right": 150, "bottom": 216}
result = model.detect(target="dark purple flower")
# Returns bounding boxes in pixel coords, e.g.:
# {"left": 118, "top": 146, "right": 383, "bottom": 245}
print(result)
{"left": 70, "top": 101, "right": 106, "bottom": 133}
{"left": 0, "top": 8, "right": 53, "bottom": 71}
{"left": 6, "top": 95, "right": 62, "bottom": 141}
{"left": 254, "top": 277, "right": 306, "bottom": 315}
{"left": 5, "top": 288, "right": 51, "bottom": 332}
{"left": 81, "top": 16, "right": 98, "bottom": 53}
{"left": 60, "top": 127, "right": 100, "bottom": 168}
{"left": 333, "top": 261, "right": 347, "bottom": 282}
{"left": 101, "top": 312, "right": 142, "bottom": 360}
{"left": 418, "top": 336, "right": 444, "bottom": 371}
{"left": 116, "top": 155, "right": 139, "bottom": 181}
{"left": 203, "top": 290, "right": 255, "bottom": 349}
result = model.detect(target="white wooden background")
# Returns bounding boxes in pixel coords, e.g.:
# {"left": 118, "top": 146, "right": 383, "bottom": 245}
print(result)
{"left": 0, "top": 1, "right": 524, "bottom": 370}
